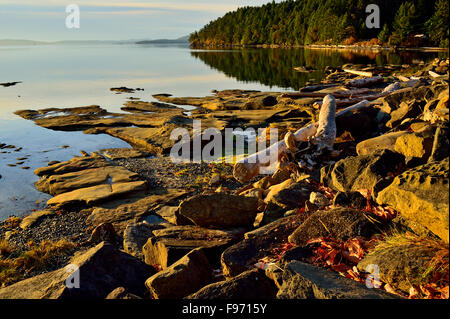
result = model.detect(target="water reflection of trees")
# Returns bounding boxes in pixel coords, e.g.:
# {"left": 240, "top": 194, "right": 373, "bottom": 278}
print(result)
{"left": 191, "top": 48, "right": 442, "bottom": 90}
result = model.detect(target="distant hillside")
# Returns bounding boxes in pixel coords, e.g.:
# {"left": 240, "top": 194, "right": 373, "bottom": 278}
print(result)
{"left": 0, "top": 39, "right": 47, "bottom": 46}
{"left": 136, "top": 35, "right": 190, "bottom": 45}
{"left": 190, "top": 0, "right": 449, "bottom": 48}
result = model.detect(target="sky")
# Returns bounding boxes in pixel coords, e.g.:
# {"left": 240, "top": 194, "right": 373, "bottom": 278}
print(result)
{"left": 0, "top": 0, "right": 283, "bottom": 41}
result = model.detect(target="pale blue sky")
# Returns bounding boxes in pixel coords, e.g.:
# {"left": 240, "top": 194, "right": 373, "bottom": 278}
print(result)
{"left": 0, "top": 0, "right": 283, "bottom": 41}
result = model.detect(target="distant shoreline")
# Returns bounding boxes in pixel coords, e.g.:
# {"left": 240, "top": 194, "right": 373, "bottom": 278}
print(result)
{"left": 190, "top": 43, "right": 449, "bottom": 53}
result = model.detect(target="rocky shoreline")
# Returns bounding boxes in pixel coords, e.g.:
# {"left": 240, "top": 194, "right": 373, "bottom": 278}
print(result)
{"left": 191, "top": 43, "right": 449, "bottom": 53}
{"left": 0, "top": 57, "right": 448, "bottom": 299}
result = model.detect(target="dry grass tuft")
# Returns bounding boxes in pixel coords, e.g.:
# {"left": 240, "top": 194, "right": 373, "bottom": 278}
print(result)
{"left": 2, "top": 216, "right": 21, "bottom": 230}
{"left": 0, "top": 239, "right": 14, "bottom": 257}
{"left": 0, "top": 239, "right": 77, "bottom": 288}
{"left": 370, "top": 231, "right": 449, "bottom": 286}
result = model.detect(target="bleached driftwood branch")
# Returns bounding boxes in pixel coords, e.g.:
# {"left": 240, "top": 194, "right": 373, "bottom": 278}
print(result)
{"left": 343, "top": 69, "right": 373, "bottom": 77}
{"left": 309, "top": 94, "right": 337, "bottom": 151}
{"left": 233, "top": 80, "right": 414, "bottom": 183}
{"left": 429, "top": 71, "right": 448, "bottom": 79}
{"left": 281, "top": 88, "right": 372, "bottom": 99}
{"left": 233, "top": 96, "right": 369, "bottom": 183}
{"left": 396, "top": 75, "right": 410, "bottom": 82}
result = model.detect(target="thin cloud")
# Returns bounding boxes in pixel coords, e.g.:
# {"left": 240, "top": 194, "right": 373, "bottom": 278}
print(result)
{"left": 0, "top": 1, "right": 240, "bottom": 13}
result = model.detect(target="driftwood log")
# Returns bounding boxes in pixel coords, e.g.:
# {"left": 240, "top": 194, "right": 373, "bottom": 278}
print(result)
{"left": 343, "top": 68, "right": 373, "bottom": 77}
{"left": 429, "top": 71, "right": 448, "bottom": 79}
{"left": 233, "top": 96, "right": 369, "bottom": 183}
{"left": 233, "top": 79, "right": 413, "bottom": 183}
{"left": 299, "top": 83, "right": 339, "bottom": 92}
{"left": 281, "top": 88, "right": 372, "bottom": 99}
{"left": 309, "top": 94, "right": 337, "bottom": 151}
{"left": 346, "top": 76, "right": 383, "bottom": 88}
{"left": 396, "top": 75, "right": 410, "bottom": 82}
{"left": 311, "top": 82, "right": 404, "bottom": 108}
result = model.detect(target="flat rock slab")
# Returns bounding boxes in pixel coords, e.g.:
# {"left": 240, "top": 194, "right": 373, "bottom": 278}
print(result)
{"left": 143, "top": 225, "right": 239, "bottom": 269}
{"left": 121, "top": 101, "right": 179, "bottom": 113}
{"left": 277, "top": 261, "right": 399, "bottom": 299}
{"left": 90, "top": 125, "right": 182, "bottom": 155}
{"left": 34, "top": 155, "right": 110, "bottom": 177}
{"left": 86, "top": 190, "right": 187, "bottom": 233}
{"left": 377, "top": 158, "right": 449, "bottom": 242}
{"left": 47, "top": 181, "right": 148, "bottom": 207}
{"left": 100, "top": 148, "right": 151, "bottom": 160}
{"left": 15, "top": 105, "right": 107, "bottom": 120}
{"left": 0, "top": 242, "right": 153, "bottom": 299}
{"left": 187, "top": 269, "right": 277, "bottom": 299}
{"left": 288, "top": 207, "right": 379, "bottom": 246}
{"left": 178, "top": 193, "right": 259, "bottom": 228}
{"left": 36, "top": 166, "right": 140, "bottom": 196}
{"left": 153, "top": 90, "right": 283, "bottom": 112}
{"left": 15, "top": 105, "right": 180, "bottom": 131}
{"left": 19, "top": 210, "right": 55, "bottom": 230}
{"left": 146, "top": 248, "right": 213, "bottom": 299}
{"left": 221, "top": 214, "right": 309, "bottom": 278}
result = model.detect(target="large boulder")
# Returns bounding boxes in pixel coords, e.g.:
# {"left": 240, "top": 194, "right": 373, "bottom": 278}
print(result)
{"left": 382, "top": 85, "right": 446, "bottom": 115}
{"left": 264, "top": 180, "right": 312, "bottom": 210}
{"left": 178, "top": 193, "right": 259, "bottom": 228}
{"left": 329, "top": 149, "right": 404, "bottom": 193}
{"left": 86, "top": 190, "right": 186, "bottom": 233}
{"left": 356, "top": 131, "right": 408, "bottom": 156}
{"left": 123, "top": 222, "right": 167, "bottom": 260}
{"left": 105, "top": 287, "right": 142, "bottom": 299}
{"left": 221, "top": 214, "right": 309, "bottom": 278}
{"left": 332, "top": 191, "right": 367, "bottom": 209}
{"left": 288, "top": 207, "right": 379, "bottom": 246}
{"left": 142, "top": 226, "right": 239, "bottom": 269}
{"left": 377, "top": 158, "right": 449, "bottom": 242}
{"left": 423, "top": 88, "right": 449, "bottom": 123}
{"left": 357, "top": 239, "right": 439, "bottom": 293}
{"left": 145, "top": 248, "right": 213, "bottom": 299}
{"left": 277, "top": 261, "right": 398, "bottom": 299}
{"left": 187, "top": 269, "right": 277, "bottom": 299}
{"left": 0, "top": 242, "right": 153, "bottom": 299}
{"left": 393, "top": 126, "right": 435, "bottom": 162}
{"left": 335, "top": 105, "right": 379, "bottom": 140}
{"left": 386, "top": 100, "right": 422, "bottom": 129}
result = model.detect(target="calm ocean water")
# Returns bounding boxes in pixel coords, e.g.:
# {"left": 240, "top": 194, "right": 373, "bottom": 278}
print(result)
{"left": 0, "top": 43, "right": 444, "bottom": 219}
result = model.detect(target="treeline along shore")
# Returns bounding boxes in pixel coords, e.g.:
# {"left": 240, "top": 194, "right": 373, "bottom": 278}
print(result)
{"left": 190, "top": 0, "right": 449, "bottom": 49}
